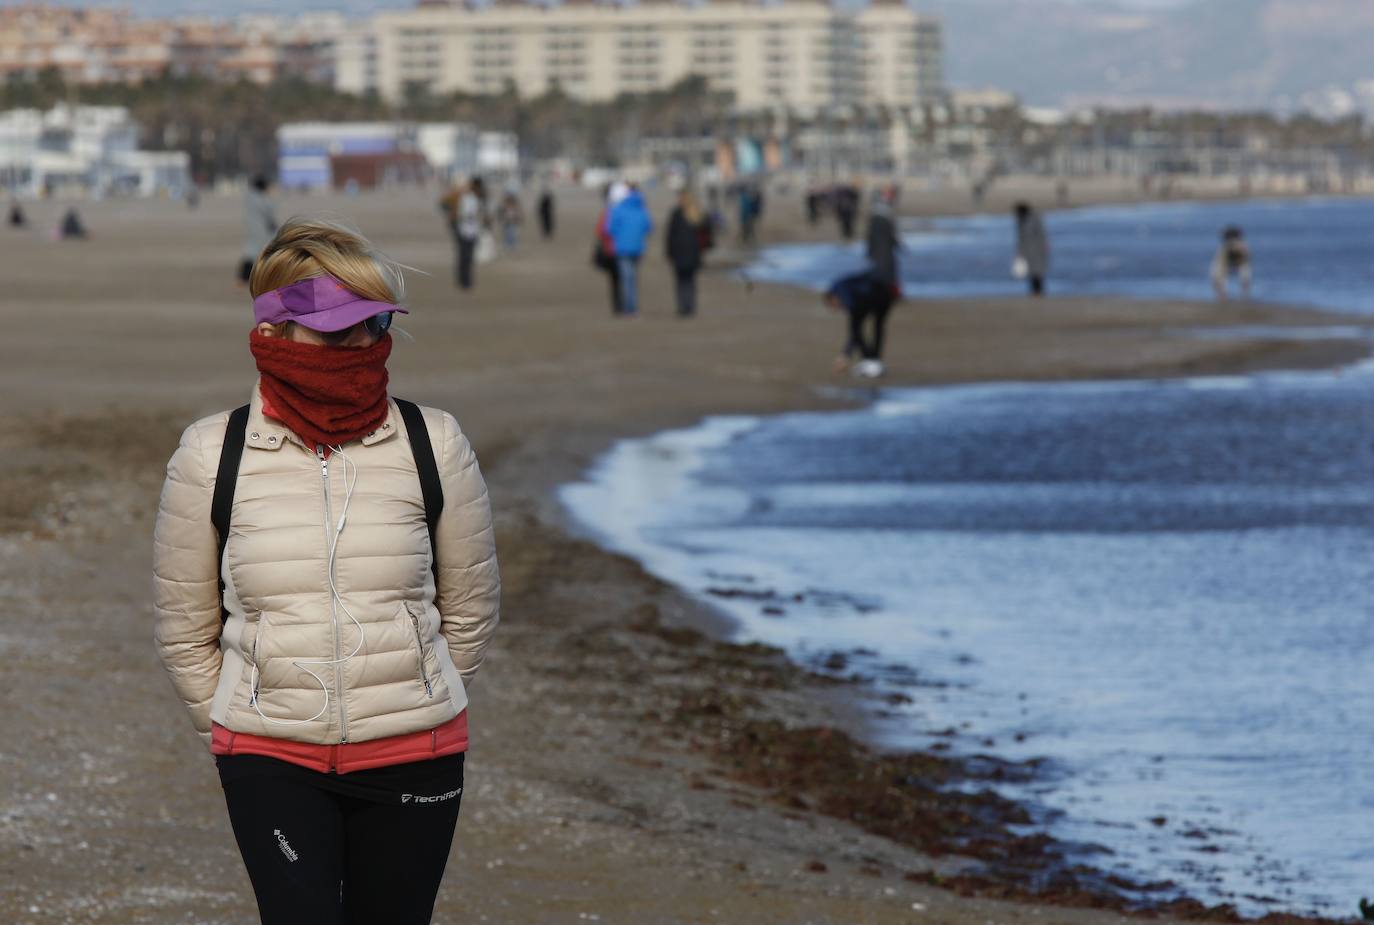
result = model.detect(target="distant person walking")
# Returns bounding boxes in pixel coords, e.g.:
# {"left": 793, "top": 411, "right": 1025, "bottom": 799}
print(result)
{"left": 805, "top": 183, "right": 823, "bottom": 226}
{"left": 440, "top": 177, "right": 487, "bottom": 290}
{"left": 607, "top": 182, "right": 654, "bottom": 316}
{"left": 665, "top": 190, "right": 712, "bottom": 318}
{"left": 834, "top": 183, "right": 860, "bottom": 240}
{"left": 737, "top": 183, "right": 763, "bottom": 245}
{"left": 240, "top": 174, "right": 277, "bottom": 285}
{"left": 9, "top": 201, "right": 27, "bottom": 228}
{"left": 1013, "top": 202, "right": 1049, "bottom": 296}
{"left": 706, "top": 184, "right": 727, "bottom": 238}
{"left": 865, "top": 185, "right": 902, "bottom": 288}
{"left": 537, "top": 187, "right": 555, "bottom": 240}
{"left": 497, "top": 188, "right": 522, "bottom": 250}
{"left": 1211, "top": 226, "right": 1252, "bottom": 300}
{"left": 592, "top": 183, "right": 625, "bottom": 315}
{"left": 825, "top": 270, "right": 896, "bottom": 379}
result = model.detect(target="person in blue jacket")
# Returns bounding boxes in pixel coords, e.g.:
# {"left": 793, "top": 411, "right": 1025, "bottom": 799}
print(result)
{"left": 825, "top": 269, "right": 897, "bottom": 378}
{"left": 607, "top": 183, "right": 654, "bottom": 316}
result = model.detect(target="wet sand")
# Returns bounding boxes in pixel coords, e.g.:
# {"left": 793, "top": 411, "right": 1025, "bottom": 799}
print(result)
{"left": 0, "top": 186, "right": 1366, "bottom": 924}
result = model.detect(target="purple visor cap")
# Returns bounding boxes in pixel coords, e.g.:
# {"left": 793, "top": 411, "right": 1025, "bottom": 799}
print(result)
{"left": 253, "top": 275, "right": 408, "bottom": 332}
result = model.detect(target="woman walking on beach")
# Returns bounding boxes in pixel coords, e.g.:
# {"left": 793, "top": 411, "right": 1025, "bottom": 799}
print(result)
{"left": 593, "top": 183, "right": 626, "bottom": 315}
{"left": 154, "top": 218, "right": 500, "bottom": 925}
{"left": 440, "top": 177, "right": 487, "bottom": 290}
{"left": 1013, "top": 202, "right": 1050, "bottom": 296}
{"left": 497, "top": 187, "right": 522, "bottom": 251}
{"left": 665, "top": 189, "right": 711, "bottom": 317}
{"left": 239, "top": 174, "right": 277, "bottom": 285}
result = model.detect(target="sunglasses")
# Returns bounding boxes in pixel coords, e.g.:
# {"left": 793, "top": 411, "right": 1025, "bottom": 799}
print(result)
{"left": 314, "top": 311, "right": 394, "bottom": 346}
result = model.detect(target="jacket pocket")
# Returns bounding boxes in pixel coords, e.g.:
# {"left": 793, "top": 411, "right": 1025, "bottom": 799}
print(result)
{"left": 405, "top": 602, "right": 434, "bottom": 699}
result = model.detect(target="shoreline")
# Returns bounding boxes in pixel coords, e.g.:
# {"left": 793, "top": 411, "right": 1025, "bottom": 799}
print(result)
{"left": 553, "top": 354, "right": 1371, "bottom": 923}
{"left": 0, "top": 186, "right": 1366, "bottom": 924}
{"left": 736, "top": 194, "right": 1374, "bottom": 322}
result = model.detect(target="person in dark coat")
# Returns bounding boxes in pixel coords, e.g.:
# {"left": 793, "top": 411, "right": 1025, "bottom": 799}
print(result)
{"left": 59, "top": 207, "right": 88, "bottom": 240}
{"left": 805, "top": 184, "right": 822, "bottom": 225}
{"left": 865, "top": 184, "right": 901, "bottom": 287}
{"left": 834, "top": 183, "right": 860, "bottom": 240}
{"left": 1013, "top": 202, "right": 1049, "bottom": 296}
{"left": 9, "top": 201, "right": 27, "bottom": 227}
{"left": 665, "top": 190, "right": 712, "bottom": 317}
{"left": 1210, "top": 225, "right": 1252, "bottom": 300}
{"left": 537, "top": 188, "right": 555, "bottom": 239}
{"left": 825, "top": 270, "right": 896, "bottom": 379}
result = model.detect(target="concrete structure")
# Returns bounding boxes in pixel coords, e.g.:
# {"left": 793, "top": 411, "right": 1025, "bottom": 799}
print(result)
{"left": 0, "top": 104, "right": 189, "bottom": 197}
{"left": 341, "top": 0, "right": 942, "bottom": 112}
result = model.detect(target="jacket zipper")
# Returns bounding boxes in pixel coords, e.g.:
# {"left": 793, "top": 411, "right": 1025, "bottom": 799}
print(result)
{"left": 249, "top": 620, "right": 263, "bottom": 707}
{"left": 410, "top": 611, "right": 434, "bottom": 698}
{"left": 318, "top": 445, "right": 349, "bottom": 743}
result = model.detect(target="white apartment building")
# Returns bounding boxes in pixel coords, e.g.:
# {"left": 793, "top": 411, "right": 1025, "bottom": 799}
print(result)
{"left": 0, "top": 104, "right": 190, "bottom": 197}
{"left": 339, "top": 0, "right": 942, "bottom": 113}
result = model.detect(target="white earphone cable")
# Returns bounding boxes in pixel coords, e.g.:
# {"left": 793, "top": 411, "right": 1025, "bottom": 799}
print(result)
{"left": 252, "top": 444, "right": 366, "bottom": 726}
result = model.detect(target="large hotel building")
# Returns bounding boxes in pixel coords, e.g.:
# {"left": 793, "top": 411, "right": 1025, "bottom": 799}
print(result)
{"left": 338, "top": 0, "right": 943, "bottom": 112}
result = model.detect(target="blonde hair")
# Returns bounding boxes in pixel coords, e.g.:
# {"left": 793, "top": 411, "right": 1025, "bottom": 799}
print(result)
{"left": 249, "top": 216, "right": 406, "bottom": 307}
{"left": 679, "top": 190, "right": 702, "bottom": 225}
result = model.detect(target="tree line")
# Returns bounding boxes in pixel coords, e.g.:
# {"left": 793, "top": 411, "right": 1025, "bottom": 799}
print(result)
{"left": 2, "top": 68, "right": 729, "bottom": 182}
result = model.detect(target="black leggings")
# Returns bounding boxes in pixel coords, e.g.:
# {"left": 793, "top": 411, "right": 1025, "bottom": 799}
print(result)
{"left": 217, "top": 753, "right": 464, "bottom": 925}
{"left": 674, "top": 267, "right": 698, "bottom": 316}
{"left": 847, "top": 305, "right": 892, "bottom": 360}
{"left": 603, "top": 261, "right": 622, "bottom": 314}
{"left": 456, "top": 236, "right": 476, "bottom": 289}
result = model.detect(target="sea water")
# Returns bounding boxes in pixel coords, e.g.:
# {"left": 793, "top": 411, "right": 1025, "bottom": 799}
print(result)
{"left": 561, "top": 363, "right": 1374, "bottom": 917}
{"left": 745, "top": 196, "right": 1374, "bottom": 314}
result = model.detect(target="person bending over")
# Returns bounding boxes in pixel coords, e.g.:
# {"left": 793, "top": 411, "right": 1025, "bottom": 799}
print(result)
{"left": 825, "top": 270, "right": 898, "bottom": 379}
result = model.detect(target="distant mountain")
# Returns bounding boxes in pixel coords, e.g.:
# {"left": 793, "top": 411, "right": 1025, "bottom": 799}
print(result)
{"left": 926, "top": 0, "right": 1374, "bottom": 114}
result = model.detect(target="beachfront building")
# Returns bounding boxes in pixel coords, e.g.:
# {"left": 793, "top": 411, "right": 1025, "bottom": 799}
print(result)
{"left": 278, "top": 121, "right": 515, "bottom": 190}
{"left": 0, "top": 104, "right": 190, "bottom": 197}
{"left": 338, "top": 0, "right": 943, "bottom": 113}
{"left": 277, "top": 122, "right": 421, "bottom": 191}
{"left": 0, "top": 5, "right": 348, "bottom": 87}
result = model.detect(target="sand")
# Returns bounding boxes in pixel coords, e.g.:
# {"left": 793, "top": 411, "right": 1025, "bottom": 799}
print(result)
{"left": 0, "top": 184, "right": 1365, "bottom": 925}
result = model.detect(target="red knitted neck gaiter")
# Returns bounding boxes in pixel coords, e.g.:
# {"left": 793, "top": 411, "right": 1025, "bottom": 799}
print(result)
{"left": 250, "top": 330, "right": 392, "bottom": 449}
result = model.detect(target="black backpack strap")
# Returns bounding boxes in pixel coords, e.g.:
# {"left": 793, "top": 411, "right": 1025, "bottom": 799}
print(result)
{"left": 395, "top": 399, "right": 445, "bottom": 584}
{"left": 212, "top": 404, "right": 250, "bottom": 626}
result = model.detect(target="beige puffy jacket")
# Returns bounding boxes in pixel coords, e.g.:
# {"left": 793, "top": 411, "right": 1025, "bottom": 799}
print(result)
{"left": 153, "top": 384, "right": 499, "bottom": 748}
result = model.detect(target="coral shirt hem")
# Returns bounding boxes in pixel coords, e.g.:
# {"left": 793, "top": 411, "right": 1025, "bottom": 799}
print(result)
{"left": 211, "top": 712, "right": 468, "bottom": 774}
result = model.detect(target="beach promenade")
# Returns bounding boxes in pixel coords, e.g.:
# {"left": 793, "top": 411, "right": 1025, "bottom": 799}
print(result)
{"left": 0, "top": 186, "right": 1362, "bottom": 924}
